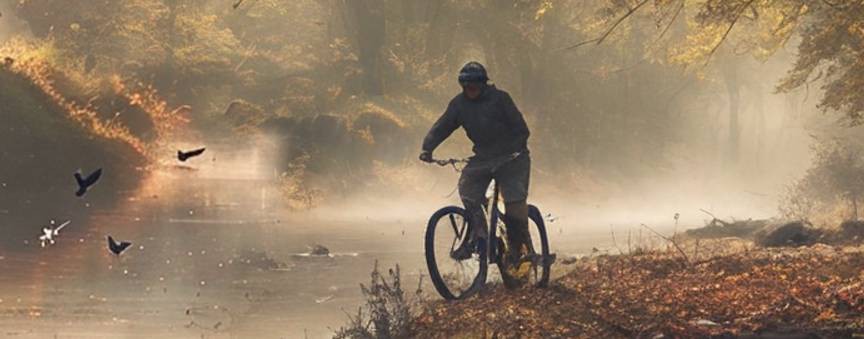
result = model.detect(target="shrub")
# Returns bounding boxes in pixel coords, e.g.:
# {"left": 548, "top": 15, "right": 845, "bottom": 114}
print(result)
{"left": 333, "top": 262, "right": 424, "bottom": 339}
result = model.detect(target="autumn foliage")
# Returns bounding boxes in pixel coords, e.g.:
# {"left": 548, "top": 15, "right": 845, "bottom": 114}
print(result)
{"left": 413, "top": 244, "right": 864, "bottom": 338}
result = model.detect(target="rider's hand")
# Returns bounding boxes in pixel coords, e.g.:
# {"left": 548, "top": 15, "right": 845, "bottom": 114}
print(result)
{"left": 419, "top": 150, "right": 433, "bottom": 163}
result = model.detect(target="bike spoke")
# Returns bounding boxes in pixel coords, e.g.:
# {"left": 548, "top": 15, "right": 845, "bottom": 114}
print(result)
{"left": 449, "top": 214, "right": 463, "bottom": 240}
{"left": 448, "top": 214, "right": 461, "bottom": 252}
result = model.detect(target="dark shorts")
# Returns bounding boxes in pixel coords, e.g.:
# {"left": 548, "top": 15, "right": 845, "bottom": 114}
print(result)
{"left": 458, "top": 152, "right": 530, "bottom": 204}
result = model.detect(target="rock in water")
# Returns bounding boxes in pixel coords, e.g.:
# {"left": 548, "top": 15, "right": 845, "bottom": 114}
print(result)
{"left": 309, "top": 244, "right": 330, "bottom": 256}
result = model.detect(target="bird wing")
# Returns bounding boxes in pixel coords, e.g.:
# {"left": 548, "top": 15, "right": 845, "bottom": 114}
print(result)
{"left": 55, "top": 220, "right": 71, "bottom": 232}
{"left": 84, "top": 168, "right": 102, "bottom": 186}
{"left": 74, "top": 172, "right": 84, "bottom": 186}
{"left": 108, "top": 236, "right": 132, "bottom": 254}
{"left": 187, "top": 148, "right": 206, "bottom": 157}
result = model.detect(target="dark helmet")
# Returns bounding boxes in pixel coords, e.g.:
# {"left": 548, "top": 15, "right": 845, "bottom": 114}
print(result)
{"left": 458, "top": 61, "right": 489, "bottom": 84}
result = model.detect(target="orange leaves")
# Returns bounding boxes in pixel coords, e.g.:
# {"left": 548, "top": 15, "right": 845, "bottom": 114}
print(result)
{"left": 9, "top": 59, "right": 148, "bottom": 156}
{"left": 413, "top": 246, "right": 864, "bottom": 338}
{"left": 110, "top": 76, "right": 190, "bottom": 140}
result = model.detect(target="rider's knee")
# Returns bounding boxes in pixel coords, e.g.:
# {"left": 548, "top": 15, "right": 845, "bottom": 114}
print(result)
{"left": 504, "top": 200, "right": 528, "bottom": 216}
{"left": 462, "top": 198, "right": 484, "bottom": 213}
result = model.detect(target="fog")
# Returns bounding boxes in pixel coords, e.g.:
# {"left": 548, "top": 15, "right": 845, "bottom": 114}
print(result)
{"left": 0, "top": 1, "right": 847, "bottom": 337}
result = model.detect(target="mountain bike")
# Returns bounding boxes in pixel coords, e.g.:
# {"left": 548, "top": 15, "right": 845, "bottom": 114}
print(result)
{"left": 424, "top": 157, "right": 554, "bottom": 300}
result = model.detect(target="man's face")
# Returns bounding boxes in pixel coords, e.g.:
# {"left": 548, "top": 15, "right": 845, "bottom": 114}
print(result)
{"left": 462, "top": 82, "right": 484, "bottom": 100}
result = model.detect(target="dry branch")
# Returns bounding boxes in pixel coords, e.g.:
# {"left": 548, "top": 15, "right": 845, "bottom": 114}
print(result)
{"left": 640, "top": 223, "right": 690, "bottom": 265}
{"left": 559, "top": 0, "right": 651, "bottom": 51}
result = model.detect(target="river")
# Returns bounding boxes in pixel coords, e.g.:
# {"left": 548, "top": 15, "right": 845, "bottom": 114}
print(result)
{"left": 0, "top": 139, "right": 651, "bottom": 338}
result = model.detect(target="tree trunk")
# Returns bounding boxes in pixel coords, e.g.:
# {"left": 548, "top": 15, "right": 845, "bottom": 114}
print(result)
{"left": 721, "top": 60, "right": 741, "bottom": 164}
{"left": 340, "top": 0, "right": 386, "bottom": 96}
{"left": 423, "top": 1, "right": 453, "bottom": 64}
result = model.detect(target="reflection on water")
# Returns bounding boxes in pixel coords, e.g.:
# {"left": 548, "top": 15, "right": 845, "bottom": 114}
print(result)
{"left": 0, "top": 141, "right": 430, "bottom": 338}
{"left": 0, "top": 140, "right": 622, "bottom": 338}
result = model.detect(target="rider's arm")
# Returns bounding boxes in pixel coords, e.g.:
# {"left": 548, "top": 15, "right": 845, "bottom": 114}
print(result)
{"left": 500, "top": 91, "right": 530, "bottom": 142}
{"left": 422, "top": 100, "right": 460, "bottom": 153}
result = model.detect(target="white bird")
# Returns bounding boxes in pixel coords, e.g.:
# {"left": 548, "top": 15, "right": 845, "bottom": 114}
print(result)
{"left": 39, "top": 220, "right": 70, "bottom": 247}
{"left": 315, "top": 295, "right": 334, "bottom": 304}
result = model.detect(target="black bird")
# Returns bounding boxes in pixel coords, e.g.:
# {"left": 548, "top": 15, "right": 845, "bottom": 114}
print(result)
{"left": 74, "top": 168, "right": 102, "bottom": 197}
{"left": 107, "top": 235, "right": 132, "bottom": 256}
{"left": 177, "top": 148, "right": 206, "bottom": 162}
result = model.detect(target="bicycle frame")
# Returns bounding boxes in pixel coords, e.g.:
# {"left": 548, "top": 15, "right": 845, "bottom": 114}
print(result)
{"left": 429, "top": 156, "right": 523, "bottom": 265}
{"left": 424, "top": 156, "right": 553, "bottom": 298}
{"left": 484, "top": 180, "right": 504, "bottom": 265}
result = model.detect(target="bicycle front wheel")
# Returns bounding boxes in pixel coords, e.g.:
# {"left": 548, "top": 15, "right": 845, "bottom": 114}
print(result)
{"left": 424, "top": 206, "right": 487, "bottom": 300}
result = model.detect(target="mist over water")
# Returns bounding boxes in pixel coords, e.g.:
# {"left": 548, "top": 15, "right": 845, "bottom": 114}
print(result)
{"left": 0, "top": 1, "right": 839, "bottom": 337}
{"left": 0, "top": 138, "right": 427, "bottom": 338}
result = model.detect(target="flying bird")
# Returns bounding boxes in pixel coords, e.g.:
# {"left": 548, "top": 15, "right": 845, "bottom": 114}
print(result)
{"left": 39, "top": 220, "right": 70, "bottom": 247}
{"left": 74, "top": 168, "right": 102, "bottom": 197}
{"left": 177, "top": 147, "right": 206, "bottom": 162}
{"left": 545, "top": 213, "right": 559, "bottom": 223}
{"left": 107, "top": 236, "right": 132, "bottom": 256}
{"left": 232, "top": 0, "right": 245, "bottom": 9}
{"left": 315, "top": 295, "right": 334, "bottom": 304}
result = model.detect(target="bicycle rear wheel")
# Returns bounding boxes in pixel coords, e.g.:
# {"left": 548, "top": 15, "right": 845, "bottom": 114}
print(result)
{"left": 527, "top": 205, "right": 552, "bottom": 287}
{"left": 424, "top": 206, "right": 487, "bottom": 300}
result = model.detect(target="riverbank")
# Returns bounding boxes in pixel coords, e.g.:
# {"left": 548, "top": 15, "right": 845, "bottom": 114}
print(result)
{"left": 0, "top": 64, "right": 147, "bottom": 241}
{"left": 410, "top": 242, "right": 864, "bottom": 338}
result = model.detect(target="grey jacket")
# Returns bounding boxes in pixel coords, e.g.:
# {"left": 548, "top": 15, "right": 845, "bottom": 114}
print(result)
{"left": 422, "top": 85, "right": 530, "bottom": 160}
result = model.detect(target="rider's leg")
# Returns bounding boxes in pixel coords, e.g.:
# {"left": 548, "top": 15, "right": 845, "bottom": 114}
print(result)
{"left": 496, "top": 153, "right": 532, "bottom": 284}
{"left": 497, "top": 153, "right": 531, "bottom": 249}
{"left": 504, "top": 199, "right": 530, "bottom": 259}
{"left": 458, "top": 161, "right": 492, "bottom": 241}
{"left": 462, "top": 199, "right": 488, "bottom": 240}
{"left": 450, "top": 161, "right": 492, "bottom": 260}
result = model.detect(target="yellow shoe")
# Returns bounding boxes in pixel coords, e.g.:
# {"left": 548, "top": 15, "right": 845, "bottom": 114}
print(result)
{"left": 502, "top": 244, "right": 532, "bottom": 289}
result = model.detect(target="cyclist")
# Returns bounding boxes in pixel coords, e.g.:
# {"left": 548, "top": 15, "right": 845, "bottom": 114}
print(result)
{"left": 419, "top": 61, "right": 533, "bottom": 287}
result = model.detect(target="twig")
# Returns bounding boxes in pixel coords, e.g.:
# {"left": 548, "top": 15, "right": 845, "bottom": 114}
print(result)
{"left": 233, "top": 42, "right": 257, "bottom": 73}
{"left": 610, "top": 224, "right": 624, "bottom": 255}
{"left": 699, "top": 208, "right": 717, "bottom": 219}
{"left": 640, "top": 223, "right": 690, "bottom": 264}
{"left": 627, "top": 229, "right": 632, "bottom": 255}
{"left": 656, "top": 0, "right": 686, "bottom": 42}
{"left": 559, "top": 0, "right": 651, "bottom": 51}
{"left": 693, "top": 239, "right": 700, "bottom": 261}
{"left": 702, "top": 0, "right": 757, "bottom": 66}
{"left": 559, "top": 37, "right": 600, "bottom": 51}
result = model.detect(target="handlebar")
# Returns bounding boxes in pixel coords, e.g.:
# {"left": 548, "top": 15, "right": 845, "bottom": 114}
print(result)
{"left": 431, "top": 158, "right": 469, "bottom": 167}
